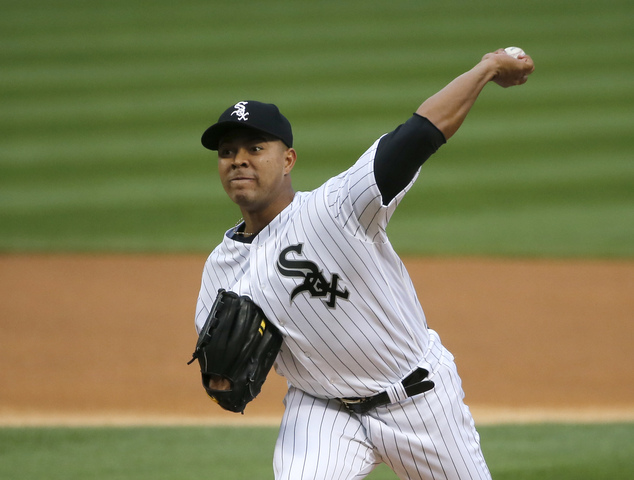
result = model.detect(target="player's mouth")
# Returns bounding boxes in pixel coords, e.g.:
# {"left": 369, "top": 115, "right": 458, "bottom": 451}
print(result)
{"left": 229, "top": 176, "right": 256, "bottom": 184}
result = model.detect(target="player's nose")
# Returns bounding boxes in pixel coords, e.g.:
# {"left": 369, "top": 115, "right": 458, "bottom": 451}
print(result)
{"left": 232, "top": 148, "right": 250, "bottom": 167}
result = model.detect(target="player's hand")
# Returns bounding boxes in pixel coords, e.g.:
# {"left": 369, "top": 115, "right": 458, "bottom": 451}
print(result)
{"left": 482, "top": 49, "right": 535, "bottom": 88}
{"left": 208, "top": 374, "right": 231, "bottom": 390}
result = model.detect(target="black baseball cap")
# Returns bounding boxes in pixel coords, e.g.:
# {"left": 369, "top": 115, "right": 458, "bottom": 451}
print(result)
{"left": 201, "top": 100, "right": 293, "bottom": 150}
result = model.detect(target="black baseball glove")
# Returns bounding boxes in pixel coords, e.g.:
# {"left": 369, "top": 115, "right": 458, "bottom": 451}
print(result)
{"left": 187, "top": 289, "right": 283, "bottom": 413}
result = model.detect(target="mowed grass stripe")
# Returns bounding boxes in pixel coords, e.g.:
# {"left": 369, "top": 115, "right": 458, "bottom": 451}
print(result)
{"left": 0, "top": 176, "right": 218, "bottom": 212}
{"left": 3, "top": 0, "right": 630, "bottom": 52}
{"left": 0, "top": 424, "right": 632, "bottom": 480}
{"left": 2, "top": 150, "right": 629, "bottom": 212}
{"left": 5, "top": 68, "right": 632, "bottom": 125}
{"left": 3, "top": 31, "right": 632, "bottom": 90}
{"left": 0, "top": 48, "right": 483, "bottom": 93}
{"left": 2, "top": 74, "right": 631, "bottom": 148}
{"left": 0, "top": 110, "right": 629, "bottom": 172}
{"left": 391, "top": 200, "right": 633, "bottom": 256}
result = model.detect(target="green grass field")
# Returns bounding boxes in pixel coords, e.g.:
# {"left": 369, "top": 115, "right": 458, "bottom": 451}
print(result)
{"left": 1, "top": 0, "right": 632, "bottom": 256}
{"left": 1, "top": 424, "right": 633, "bottom": 480}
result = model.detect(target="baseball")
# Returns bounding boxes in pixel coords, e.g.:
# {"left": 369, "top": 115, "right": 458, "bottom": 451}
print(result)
{"left": 504, "top": 46, "right": 526, "bottom": 59}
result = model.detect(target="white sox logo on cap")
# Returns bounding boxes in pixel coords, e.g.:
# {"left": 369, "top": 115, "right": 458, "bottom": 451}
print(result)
{"left": 231, "top": 101, "right": 249, "bottom": 121}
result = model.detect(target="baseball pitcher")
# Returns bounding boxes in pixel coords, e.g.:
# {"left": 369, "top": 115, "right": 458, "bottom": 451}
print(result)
{"left": 189, "top": 48, "right": 535, "bottom": 479}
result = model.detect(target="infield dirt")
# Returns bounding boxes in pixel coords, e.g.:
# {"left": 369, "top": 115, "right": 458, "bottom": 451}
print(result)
{"left": 1, "top": 255, "right": 632, "bottom": 426}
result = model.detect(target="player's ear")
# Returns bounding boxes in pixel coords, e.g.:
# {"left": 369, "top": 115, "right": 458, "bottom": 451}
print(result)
{"left": 283, "top": 148, "right": 297, "bottom": 175}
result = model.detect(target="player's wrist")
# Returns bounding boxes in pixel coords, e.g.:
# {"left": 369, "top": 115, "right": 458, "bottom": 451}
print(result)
{"left": 476, "top": 55, "right": 501, "bottom": 83}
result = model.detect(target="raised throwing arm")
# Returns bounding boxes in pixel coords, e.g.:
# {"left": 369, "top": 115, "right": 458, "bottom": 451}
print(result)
{"left": 417, "top": 49, "right": 535, "bottom": 140}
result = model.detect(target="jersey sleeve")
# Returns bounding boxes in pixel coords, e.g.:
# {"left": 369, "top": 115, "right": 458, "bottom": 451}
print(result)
{"left": 194, "top": 254, "right": 217, "bottom": 334}
{"left": 324, "top": 114, "right": 445, "bottom": 243}
{"left": 374, "top": 114, "right": 446, "bottom": 204}
{"left": 194, "top": 241, "right": 240, "bottom": 334}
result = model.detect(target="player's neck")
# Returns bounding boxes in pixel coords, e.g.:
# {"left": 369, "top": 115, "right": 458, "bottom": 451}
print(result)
{"left": 240, "top": 190, "right": 295, "bottom": 236}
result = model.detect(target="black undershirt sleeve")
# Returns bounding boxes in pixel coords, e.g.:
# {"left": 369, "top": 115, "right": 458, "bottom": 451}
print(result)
{"left": 374, "top": 114, "right": 446, "bottom": 205}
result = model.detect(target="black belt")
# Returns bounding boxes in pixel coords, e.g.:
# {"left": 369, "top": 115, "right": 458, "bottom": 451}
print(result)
{"left": 340, "top": 368, "right": 434, "bottom": 414}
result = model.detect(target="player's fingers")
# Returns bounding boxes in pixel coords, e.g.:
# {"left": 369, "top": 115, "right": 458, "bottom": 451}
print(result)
{"left": 483, "top": 48, "right": 505, "bottom": 61}
{"left": 520, "top": 54, "right": 534, "bottom": 67}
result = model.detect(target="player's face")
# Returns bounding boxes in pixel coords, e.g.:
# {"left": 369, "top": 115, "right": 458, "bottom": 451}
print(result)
{"left": 217, "top": 129, "right": 296, "bottom": 214}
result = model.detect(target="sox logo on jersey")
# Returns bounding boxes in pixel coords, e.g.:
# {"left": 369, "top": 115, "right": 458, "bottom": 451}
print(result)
{"left": 276, "top": 243, "right": 350, "bottom": 308}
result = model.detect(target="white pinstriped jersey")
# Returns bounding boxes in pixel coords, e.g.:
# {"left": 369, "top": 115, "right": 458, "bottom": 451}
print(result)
{"left": 196, "top": 136, "right": 442, "bottom": 399}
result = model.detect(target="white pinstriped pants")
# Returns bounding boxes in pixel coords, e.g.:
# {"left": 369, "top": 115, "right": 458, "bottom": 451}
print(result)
{"left": 273, "top": 353, "right": 491, "bottom": 480}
